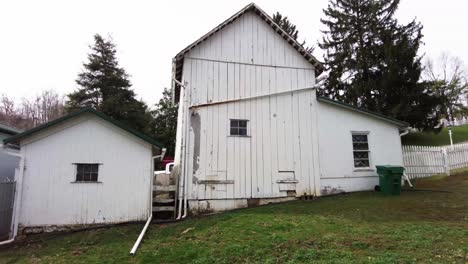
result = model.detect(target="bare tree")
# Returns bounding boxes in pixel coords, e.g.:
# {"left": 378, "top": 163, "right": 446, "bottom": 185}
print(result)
{"left": 0, "top": 94, "right": 16, "bottom": 124}
{"left": 424, "top": 53, "right": 468, "bottom": 123}
{"left": 0, "top": 90, "right": 65, "bottom": 129}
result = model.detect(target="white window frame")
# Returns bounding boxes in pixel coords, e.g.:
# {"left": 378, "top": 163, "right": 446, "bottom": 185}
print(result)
{"left": 73, "top": 163, "right": 101, "bottom": 183}
{"left": 229, "top": 119, "right": 249, "bottom": 137}
{"left": 351, "top": 132, "right": 371, "bottom": 170}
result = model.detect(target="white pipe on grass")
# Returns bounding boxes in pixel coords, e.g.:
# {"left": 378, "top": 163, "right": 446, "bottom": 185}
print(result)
{"left": 0, "top": 239, "right": 14, "bottom": 246}
{"left": 129, "top": 214, "right": 152, "bottom": 255}
{"left": 129, "top": 153, "right": 159, "bottom": 255}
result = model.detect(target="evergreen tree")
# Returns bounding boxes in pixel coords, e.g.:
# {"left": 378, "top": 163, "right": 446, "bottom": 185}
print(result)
{"left": 319, "top": 0, "right": 443, "bottom": 130}
{"left": 67, "top": 34, "right": 152, "bottom": 133}
{"left": 150, "top": 88, "right": 178, "bottom": 156}
{"left": 273, "top": 12, "right": 314, "bottom": 53}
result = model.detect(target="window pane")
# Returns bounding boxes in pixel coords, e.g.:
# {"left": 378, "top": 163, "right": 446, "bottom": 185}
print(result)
{"left": 76, "top": 172, "right": 84, "bottom": 181}
{"left": 239, "top": 120, "right": 247, "bottom": 128}
{"left": 352, "top": 134, "right": 370, "bottom": 168}
{"left": 84, "top": 172, "right": 90, "bottom": 181}
{"left": 353, "top": 142, "right": 369, "bottom": 150}
{"left": 230, "top": 120, "right": 239, "bottom": 128}
{"left": 90, "top": 173, "right": 98, "bottom": 182}
{"left": 75, "top": 164, "right": 99, "bottom": 182}
{"left": 77, "top": 164, "right": 84, "bottom": 174}
{"left": 238, "top": 128, "right": 247, "bottom": 136}
{"left": 76, "top": 164, "right": 83, "bottom": 181}
{"left": 230, "top": 128, "right": 238, "bottom": 135}
{"left": 355, "top": 160, "right": 367, "bottom": 167}
{"left": 352, "top": 135, "right": 368, "bottom": 143}
{"left": 353, "top": 151, "right": 369, "bottom": 159}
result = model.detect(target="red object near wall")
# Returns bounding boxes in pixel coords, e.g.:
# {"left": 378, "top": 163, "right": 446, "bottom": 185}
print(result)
{"left": 162, "top": 157, "right": 174, "bottom": 167}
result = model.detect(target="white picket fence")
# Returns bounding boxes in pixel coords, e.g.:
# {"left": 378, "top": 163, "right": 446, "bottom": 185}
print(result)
{"left": 402, "top": 143, "right": 468, "bottom": 179}
{"left": 442, "top": 117, "right": 468, "bottom": 127}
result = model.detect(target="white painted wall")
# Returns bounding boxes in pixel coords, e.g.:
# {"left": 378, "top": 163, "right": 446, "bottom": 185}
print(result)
{"left": 18, "top": 114, "right": 152, "bottom": 227}
{"left": 316, "top": 101, "right": 404, "bottom": 194}
{"left": 176, "top": 10, "right": 321, "bottom": 208}
{"left": 175, "top": 9, "right": 405, "bottom": 214}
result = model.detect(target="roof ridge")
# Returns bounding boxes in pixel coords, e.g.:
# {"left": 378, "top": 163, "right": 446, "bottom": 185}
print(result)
{"left": 3, "top": 107, "right": 164, "bottom": 148}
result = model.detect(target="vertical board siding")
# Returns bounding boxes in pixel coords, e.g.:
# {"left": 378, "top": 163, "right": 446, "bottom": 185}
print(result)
{"left": 402, "top": 143, "right": 468, "bottom": 179}
{"left": 188, "top": 90, "right": 317, "bottom": 200}
{"left": 186, "top": 59, "right": 315, "bottom": 106}
{"left": 180, "top": 9, "right": 319, "bottom": 201}
{"left": 187, "top": 12, "right": 314, "bottom": 72}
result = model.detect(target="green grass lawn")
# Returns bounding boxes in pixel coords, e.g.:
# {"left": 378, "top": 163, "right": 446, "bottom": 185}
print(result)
{"left": 1, "top": 174, "right": 467, "bottom": 264}
{"left": 402, "top": 124, "right": 468, "bottom": 146}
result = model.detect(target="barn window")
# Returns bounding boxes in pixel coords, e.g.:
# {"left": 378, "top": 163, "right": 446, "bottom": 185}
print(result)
{"left": 352, "top": 133, "right": 370, "bottom": 168}
{"left": 75, "top": 164, "right": 100, "bottom": 182}
{"left": 230, "top": 119, "right": 248, "bottom": 136}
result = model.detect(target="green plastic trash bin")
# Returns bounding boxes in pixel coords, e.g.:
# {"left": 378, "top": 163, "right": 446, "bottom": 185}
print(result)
{"left": 376, "top": 165, "right": 404, "bottom": 195}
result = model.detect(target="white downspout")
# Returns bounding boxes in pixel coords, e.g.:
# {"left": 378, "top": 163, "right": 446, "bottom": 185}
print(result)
{"left": 174, "top": 76, "right": 187, "bottom": 220}
{"left": 182, "top": 118, "right": 190, "bottom": 219}
{"left": 179, "top": 78, "right": 192, "bottom": 219}
{"left": 399, "top": 128, "right": 410, "bottom": 137}
{"left": 129, "top": 153, "right": 159, "bottom": 255}
{"left": 399, "top": 128, "right": 413, "bottom": 188}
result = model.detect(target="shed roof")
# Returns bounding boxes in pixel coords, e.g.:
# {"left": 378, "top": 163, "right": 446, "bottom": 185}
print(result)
{"left": 3, "top": 108, "right": 164, "bottom": 148}
{"left": 172, "top": 2, "right": 325, "bottom": 101}
{"left": 0, "top": 123, "right": 22, "bottom": 136}
{"left": 317, "top": 96, "right": 410, "bottom": 127}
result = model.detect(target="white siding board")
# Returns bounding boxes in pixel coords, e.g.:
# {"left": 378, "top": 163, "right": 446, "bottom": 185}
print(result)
{"left": 316, "top": 100, "right": 403, "bottom": 193}
{"left": 185, "top": 11, "right": 315, "bottom": 69}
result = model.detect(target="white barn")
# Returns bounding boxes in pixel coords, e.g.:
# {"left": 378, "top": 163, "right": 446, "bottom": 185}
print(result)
{"left": 3, "top": 108, "right": 162, "bottom": 233}
{"left": 172, "top": 3, "right": 408, "bottom": 215}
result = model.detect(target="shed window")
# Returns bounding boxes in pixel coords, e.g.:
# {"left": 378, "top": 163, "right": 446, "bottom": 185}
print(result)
{"left": 352, "top": 134, "right": 370, "bottom": 168}
{"left": 75, "top": 164, "right": 100, "bottom": 182}
{"left": 230, "top": 119, "right": 248, "bottom": 136}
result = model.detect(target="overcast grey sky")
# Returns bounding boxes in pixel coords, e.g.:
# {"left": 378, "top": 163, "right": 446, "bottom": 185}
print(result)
{"left": 1, "top": 0, "right": 467, "bottom": 105}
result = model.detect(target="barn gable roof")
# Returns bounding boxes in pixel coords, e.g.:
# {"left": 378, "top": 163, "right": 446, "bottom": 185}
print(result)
{"left": 3, "top": 108, "right": 164, "bottom": 148}
{"left": 317, "top": 96, "right": 410, "bottom": 127}
{"left": 172, "top": 2, "right": 325, "bottom": 101}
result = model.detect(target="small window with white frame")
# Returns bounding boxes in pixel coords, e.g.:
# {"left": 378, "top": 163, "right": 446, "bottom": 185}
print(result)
{"left": 230, "top": 119, "right": 248, "bottom": 136}
{"left": 352, "top": 133, "right": 370, "bottom": 168}
{"left": 75, "top": 163, "right": 100, "bottom": 182}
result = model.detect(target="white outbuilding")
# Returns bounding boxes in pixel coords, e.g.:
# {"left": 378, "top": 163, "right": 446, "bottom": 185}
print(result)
{"left": 3, "top": 108, "right": 163, "bottom": 234}
{"left": 171, "top": 3, "right": 408, "bottom": 215}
